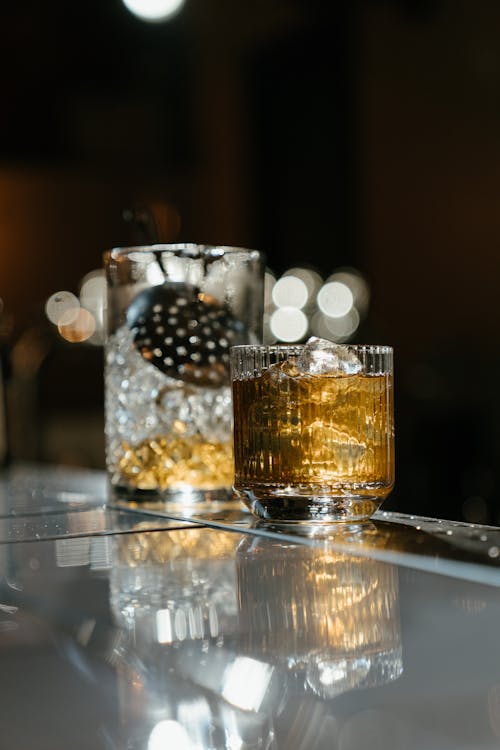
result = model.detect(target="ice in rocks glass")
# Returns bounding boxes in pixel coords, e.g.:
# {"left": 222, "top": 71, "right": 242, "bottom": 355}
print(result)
{"left": 230, "top": 338, "right": 394, "bottom": 522}
{"left": 104, "top": 244, "right": 264, "bottom": 503}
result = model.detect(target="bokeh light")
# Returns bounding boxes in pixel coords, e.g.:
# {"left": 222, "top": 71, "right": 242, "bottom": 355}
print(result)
{"left": 317, "top": 281, "right": 354, "bottom": 318}
{"left": 326, "top": 267, "right": 370, "bottom": 317}
{"left": 262, "top": 264, "right": 369, "bottom": 344}
{"left": 45, "top": 263, "right": 369, "bottom": 348}
{"left": 79, "top": 270, "right": 106, "bottom": 310}
{"left": 283, "top": 267, "right": 323, "bottom": 307}
{"left": 122, "top": 0, "right": 186, "bottom": 23}
{"left": 79, "top": 270, "right": 106, "bottom": 345}
{"left": 263, "top": 311, "right": 276, "bottom": 344}
{"left": 272, "top": 276, "right": 309, "bottom": 310}
{"left": 58, "top": 308, "right": 96, "bottom": 343}
{"left": 269, "top": 307, "right": 308, "bottom": 342}
{"left": 46, "top": 271, "right": 107, "bottom": 345}
{"left": 45, "top": 291, "right": 80, "bottom": 326}
{"left": 311, "top": 308, "right": 360, "bottom": 342}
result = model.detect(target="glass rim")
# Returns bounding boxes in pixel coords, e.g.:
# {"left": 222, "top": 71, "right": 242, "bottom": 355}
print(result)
{"left": 104, "top": 243, "right": 262, "bottom": 261}
{"left": 230, "top": 343, "right": 393, "bottom": 355}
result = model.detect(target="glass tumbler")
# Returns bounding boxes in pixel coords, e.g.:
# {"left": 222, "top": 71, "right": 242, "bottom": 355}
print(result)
{"left": 231, "top": 342, "right": 394, "bottom": 522}
{"left": 104, "top": 244, "right": 265, "bottom": 504}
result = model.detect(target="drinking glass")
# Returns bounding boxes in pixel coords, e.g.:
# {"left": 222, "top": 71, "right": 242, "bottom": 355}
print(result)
{"left": 104, "top": 244, "right": 265, "bottom": 504}
{"left": 230, "top": 340, "right": 394, "bottom": 522}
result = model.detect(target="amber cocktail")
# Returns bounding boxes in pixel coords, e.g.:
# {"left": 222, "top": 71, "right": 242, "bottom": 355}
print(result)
{"left": 230, "top": 339, "right": 394, "bottom": 522}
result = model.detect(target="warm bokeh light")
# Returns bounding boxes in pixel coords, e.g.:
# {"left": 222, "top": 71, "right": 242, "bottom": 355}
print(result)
{"left": 122, "top": 0, "right": 186, "bottom": 23}
{"left": 46, "top": 273, "right": 107, "bottom": 345}
{"left": 47, "top": 262, "right": 368, "bottom": 348}
{"left": 317, "top": 281, "right": 354, "bottom": 318}
{"left": 272, "top": 276, "right": 309, "bottom": 309}
{"left": 58, "top": 308, "right": 96, "bottom": 343}
{"left": 269, "top": 306, "right": 308, "bottom": 342}
{"left": 79, "top": 270, "right": 106, "bottom": 345}
{"left": 45, "top": 291, "right": 80, "bottom": 326}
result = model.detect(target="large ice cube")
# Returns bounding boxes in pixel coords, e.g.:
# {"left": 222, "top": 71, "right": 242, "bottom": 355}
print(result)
{"left": 297, "top": 337, "right": 362, "bottom": 375}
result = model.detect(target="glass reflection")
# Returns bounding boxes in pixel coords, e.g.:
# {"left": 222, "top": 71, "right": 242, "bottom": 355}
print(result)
{"left": 236, "top": 528, "right": 403, "bottom": 699}
{"left": 109, "top": 527, "right": 276, "bottom": 749}
{"left": 108, "top": 525, "right": 404, "bottom": 748}
{"left": 111, "top": 527, "right": 239, "bottom": 644}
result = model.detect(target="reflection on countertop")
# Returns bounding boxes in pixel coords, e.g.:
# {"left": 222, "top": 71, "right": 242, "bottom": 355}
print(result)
{"left": 237, "top": 532, "right": 402, "bottom": 699}
{"left": 107, "top": 525, "right": 403, "bottom": 749}
{"left": 102, "top": 522, "right": 500, "bottom": 749}
{"left": 1, "top": 464, "right": 500, "bottom": 748}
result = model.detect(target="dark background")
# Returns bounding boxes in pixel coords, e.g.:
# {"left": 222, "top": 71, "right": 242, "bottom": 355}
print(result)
{"left": 1, "top": 0, "right": 500, "bottom": 524}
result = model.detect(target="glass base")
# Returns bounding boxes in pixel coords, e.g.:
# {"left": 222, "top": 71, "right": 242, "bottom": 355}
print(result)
{"left": 234, "top": 484, "right": 389, "bottom": 523}
{"left": 304, "top": 646, "right": 403, "bottom": 699}
{"left": 109, "top": 482, "right": 235, "bottom": 507}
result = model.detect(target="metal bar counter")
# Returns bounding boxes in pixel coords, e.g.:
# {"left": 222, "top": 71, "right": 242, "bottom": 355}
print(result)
{"left": 1, "top": 463, "right": 500, "bottom": 749}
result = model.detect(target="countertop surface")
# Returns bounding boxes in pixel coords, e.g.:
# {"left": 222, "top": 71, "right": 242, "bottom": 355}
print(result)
{"left": 2, "top": 463, "right": 500, "bottom": 749}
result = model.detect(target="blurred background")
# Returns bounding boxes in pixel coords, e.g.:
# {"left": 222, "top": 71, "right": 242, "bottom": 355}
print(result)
{"left": 1, "top": 0, "right": 500, "bottom": 523}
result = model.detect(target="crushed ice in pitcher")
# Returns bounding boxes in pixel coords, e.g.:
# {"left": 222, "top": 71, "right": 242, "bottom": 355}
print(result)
{"left": 105, "top": 324, "right": 234, "bottom": 492}
{"left": 297, "top": 337, "right": 362, "bottom": 376}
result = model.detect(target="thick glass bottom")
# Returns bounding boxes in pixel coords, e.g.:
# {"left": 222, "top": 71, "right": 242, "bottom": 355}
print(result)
{"left": 234, "top": 482, "right": 392, "bottom": 522}
{"left": 304, "top": 646, "right": 403, "bottom": 698}
{"left": 109, "top": 482, "right": 235, "bottom": 507}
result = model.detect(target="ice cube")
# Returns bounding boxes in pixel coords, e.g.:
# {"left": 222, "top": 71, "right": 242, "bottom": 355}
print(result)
{"left": 297, "top": 337, "right": 362, "bottom": 375}
{"left": 267, "top": 360, "right": 301, "bottom": 379}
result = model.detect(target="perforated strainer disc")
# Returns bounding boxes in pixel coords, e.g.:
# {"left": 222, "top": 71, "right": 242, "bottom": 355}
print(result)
{"left": 126, "top": 282, "right": 246, "bottom": 387}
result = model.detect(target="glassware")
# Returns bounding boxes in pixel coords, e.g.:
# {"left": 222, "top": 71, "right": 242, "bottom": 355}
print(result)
{"left": 230, "top": 340, "right": 394, "bottom": 522}
{"left": 104, "top": 244, "right": 265, "bottom": 504}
